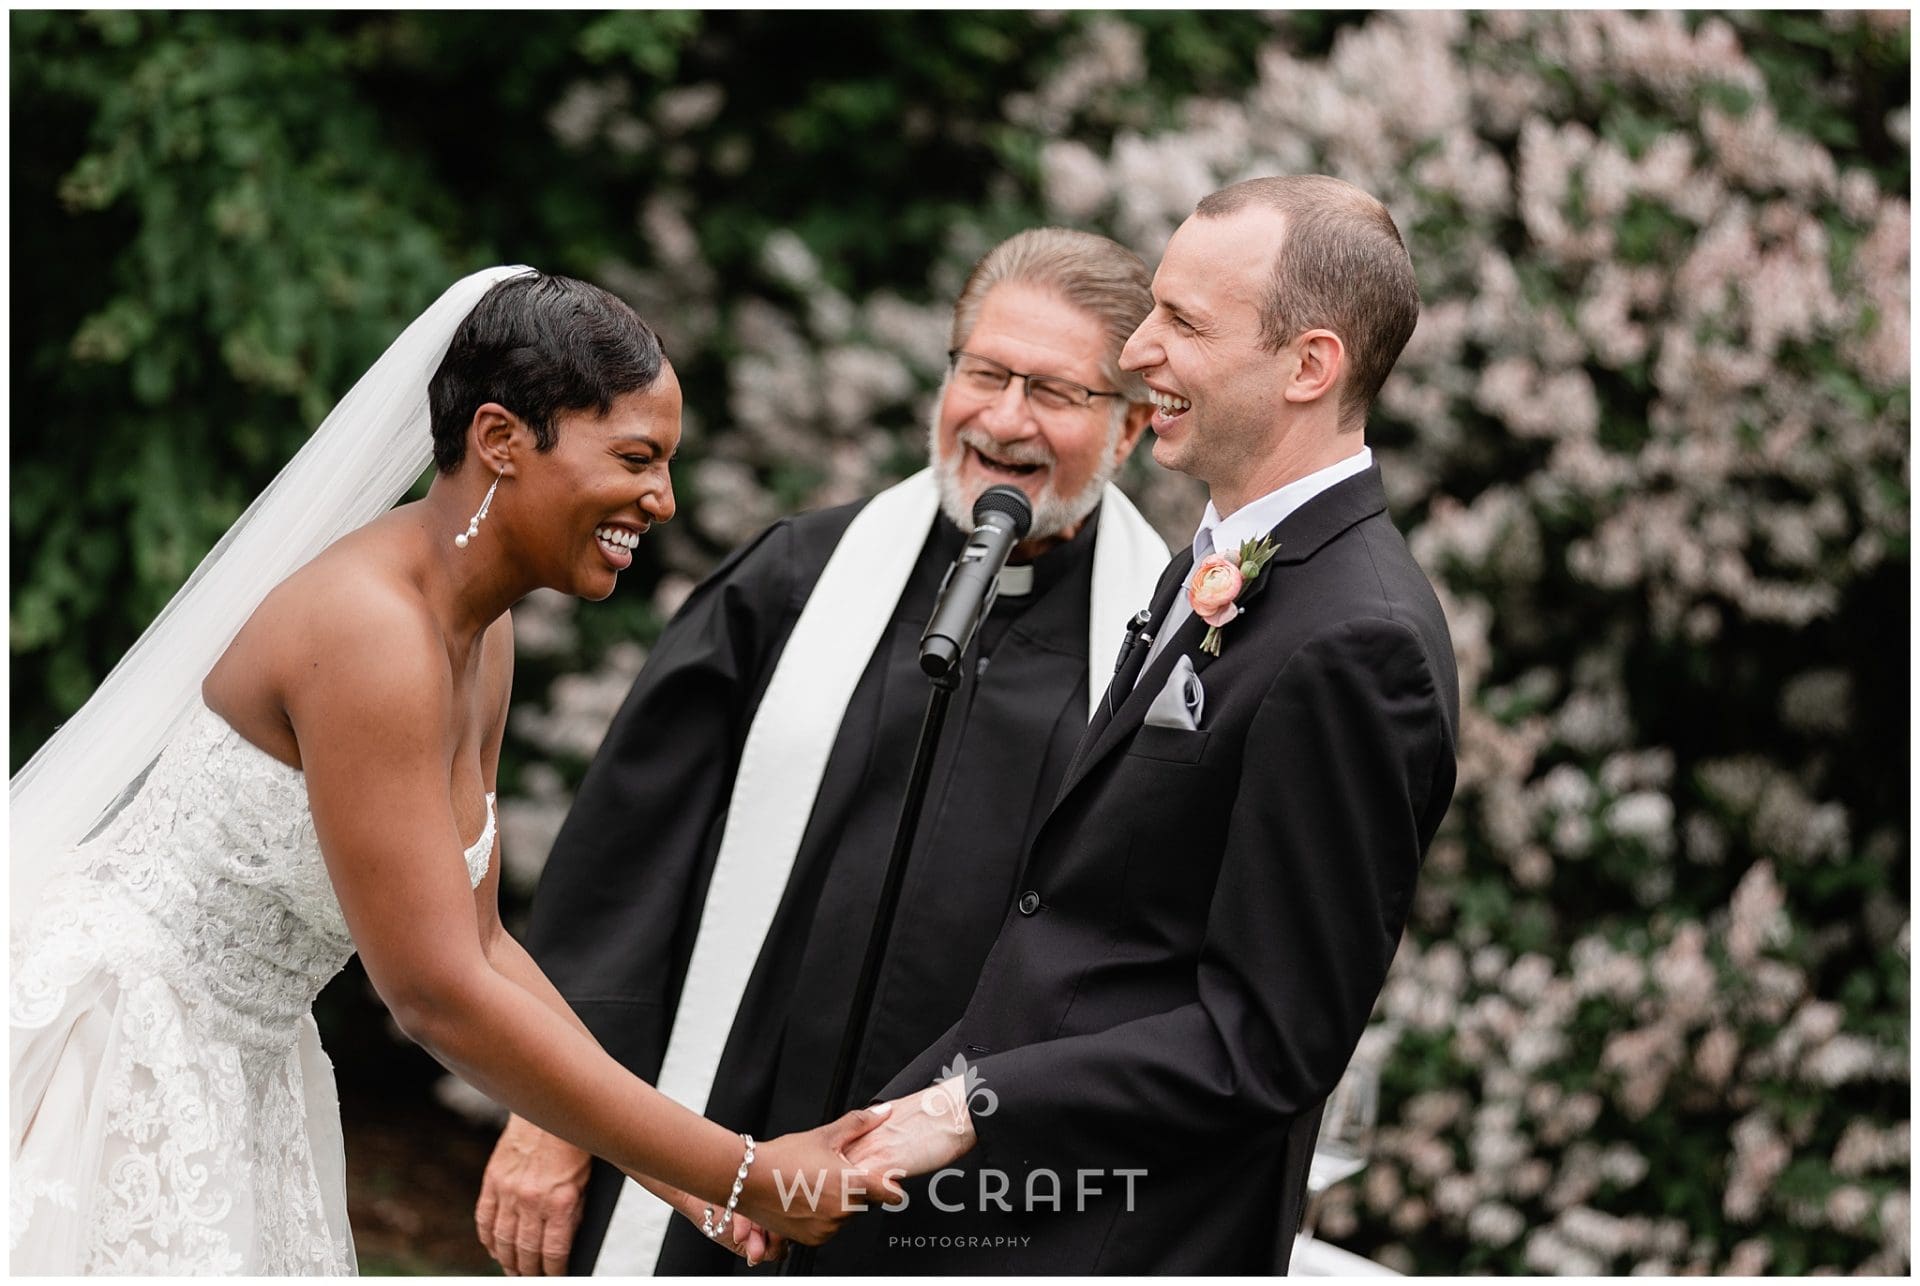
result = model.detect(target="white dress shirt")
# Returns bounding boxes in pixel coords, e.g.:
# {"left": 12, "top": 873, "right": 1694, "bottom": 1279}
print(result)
{"left": 1140, "top": 446, "right": 1373, "bottom": 675}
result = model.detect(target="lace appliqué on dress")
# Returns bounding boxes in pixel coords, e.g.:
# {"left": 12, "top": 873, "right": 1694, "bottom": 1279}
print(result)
{"left": 11, "top": 703, "right": 495, "bottom": 1276}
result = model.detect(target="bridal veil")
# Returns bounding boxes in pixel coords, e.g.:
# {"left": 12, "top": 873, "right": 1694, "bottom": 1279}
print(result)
{"left": 9, "top": 264, "right": 533, "bottom": 931}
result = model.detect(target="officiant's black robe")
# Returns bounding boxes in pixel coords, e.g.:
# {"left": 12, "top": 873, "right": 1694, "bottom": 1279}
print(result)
{"left": 524, "top": 498, "right": 1106, "bottom": 1274}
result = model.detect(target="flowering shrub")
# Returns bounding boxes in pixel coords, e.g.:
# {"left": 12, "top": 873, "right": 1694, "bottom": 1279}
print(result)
{"left": 507, "top": 12, "right": 1907, "bottom": 1273}
{"left": 1038, "top": 13, "right": 1910, "bottom": 1273}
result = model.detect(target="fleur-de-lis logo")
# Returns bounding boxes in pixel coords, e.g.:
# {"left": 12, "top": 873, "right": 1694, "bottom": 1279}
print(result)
{"left": 919, "top": 1052, "right": 999, "bottom": 1120}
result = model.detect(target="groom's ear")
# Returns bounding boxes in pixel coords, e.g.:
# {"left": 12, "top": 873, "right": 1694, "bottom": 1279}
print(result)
{"left": 469, "top": 403, "right": 524, "bottom": 476}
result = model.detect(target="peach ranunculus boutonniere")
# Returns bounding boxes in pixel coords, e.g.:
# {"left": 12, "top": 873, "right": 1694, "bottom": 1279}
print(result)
{"left": 1187, "top": 535, "right": 1280, "bottom": 656}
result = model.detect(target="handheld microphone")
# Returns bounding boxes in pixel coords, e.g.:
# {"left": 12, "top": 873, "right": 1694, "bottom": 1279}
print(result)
{"left": 918, "top": 485, "right": 1034, "bottom": 677}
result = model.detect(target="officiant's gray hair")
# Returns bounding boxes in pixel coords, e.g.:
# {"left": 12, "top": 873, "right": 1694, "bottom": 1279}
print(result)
{"left": 949, "top": 228, "right": 1153, "bottom": 405}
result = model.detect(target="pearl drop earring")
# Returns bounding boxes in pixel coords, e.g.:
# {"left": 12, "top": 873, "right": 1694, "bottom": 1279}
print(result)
{"left": 454, "top": 472, "right": 502, "bottom": 549}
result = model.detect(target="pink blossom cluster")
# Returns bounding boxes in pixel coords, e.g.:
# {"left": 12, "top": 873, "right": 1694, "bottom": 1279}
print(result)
{"left": 1009, "top": 11, "right": 1905, "bottom": 1274}
{"left": 1343, "top": 848, "right": 1906, "bottom": 1271}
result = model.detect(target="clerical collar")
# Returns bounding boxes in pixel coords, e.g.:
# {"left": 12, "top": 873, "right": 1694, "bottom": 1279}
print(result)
{"left": 996, "top": 563, "right": 1036, "bottom": 597}
{"left": 996, "top": 504, "right": 1099, "bottom": 604}
{"left": 931, "top": 504, "right": 1098, "bottom": 605}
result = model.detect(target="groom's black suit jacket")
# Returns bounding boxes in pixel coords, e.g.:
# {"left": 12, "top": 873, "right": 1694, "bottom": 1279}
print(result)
{"left": 818, "top": 465, "right": 1458, "bottom": 1274}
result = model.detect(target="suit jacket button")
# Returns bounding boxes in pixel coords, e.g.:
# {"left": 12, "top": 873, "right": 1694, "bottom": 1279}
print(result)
{"left": 1017, "top": 891, "right": 1041, "bottom": 916}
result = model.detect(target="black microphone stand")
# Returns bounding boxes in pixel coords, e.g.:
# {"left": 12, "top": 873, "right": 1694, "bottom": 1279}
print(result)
{"left": 783, "top": 487, "right": 1026, "bottom": 1276}
{"left": 822, "top": 653, "right": 961, "bottom": 1122}
{"left": 782, "top": 657, "right": 960, "bottom": 1277}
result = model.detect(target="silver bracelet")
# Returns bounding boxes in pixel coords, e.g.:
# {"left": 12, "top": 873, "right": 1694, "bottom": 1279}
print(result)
{"left": 702, "top": 1133, "right": 756, "bottom": 1240}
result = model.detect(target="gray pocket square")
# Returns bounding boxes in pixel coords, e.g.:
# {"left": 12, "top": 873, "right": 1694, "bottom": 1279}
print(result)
{"left": 1144, "top": 655, "right": 1205, "bottom": 731}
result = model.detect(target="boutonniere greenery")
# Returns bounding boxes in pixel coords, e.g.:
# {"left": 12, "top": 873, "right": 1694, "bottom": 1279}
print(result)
{"left": 1187, "top": 535, "right": 1280, "bottom": 656}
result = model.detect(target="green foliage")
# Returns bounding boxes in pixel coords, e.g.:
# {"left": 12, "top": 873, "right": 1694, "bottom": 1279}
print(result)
{"left": 13, "top": 12, "right": 459, "bottom": 762}
{"left": 1742, "top": 10, "right": 1909, "bottom": 188}
{"left": 577, "top": 10, "right": 700, "bottom": 77}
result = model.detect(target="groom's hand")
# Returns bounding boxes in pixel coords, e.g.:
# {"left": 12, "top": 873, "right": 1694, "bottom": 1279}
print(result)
{"left": 842, "top": 1076, "right": 978, "bottom": 1199}
{"left": 477, "top": 1113, "right": 592, "bottom": 1275}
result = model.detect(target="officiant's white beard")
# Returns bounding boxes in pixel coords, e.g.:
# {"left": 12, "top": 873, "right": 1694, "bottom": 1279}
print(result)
{"left": 928, "top": 399, "right": 1123, "bottom": 545}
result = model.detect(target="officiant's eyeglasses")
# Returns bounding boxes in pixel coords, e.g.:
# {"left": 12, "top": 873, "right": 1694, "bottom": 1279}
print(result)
{"left": 947, "top": 350, "right": 1125, "bottom": 414}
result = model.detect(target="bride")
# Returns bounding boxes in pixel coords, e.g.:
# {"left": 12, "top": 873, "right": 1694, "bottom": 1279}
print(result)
{"left": 10, "top": 268, "right": 887, "bottom": 1274}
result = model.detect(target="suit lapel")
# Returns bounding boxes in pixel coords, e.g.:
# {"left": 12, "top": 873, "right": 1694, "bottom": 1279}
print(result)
{"left": 1057, "top": 583, "right": 1207, "bottom": 805}
{"left": 1082, "top": 548, "right": 1193, "bottom": 749}
{"left": 1052, "top": 465, "right": 1393, "bottom": 809}
{"left": 1260, "top": 463, "right": 1390, "bottom": 569}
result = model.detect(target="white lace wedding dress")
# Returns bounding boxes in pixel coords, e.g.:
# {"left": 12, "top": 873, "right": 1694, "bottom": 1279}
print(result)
{"left": 10, "top": 699, "right": 496, "bottom": 1275}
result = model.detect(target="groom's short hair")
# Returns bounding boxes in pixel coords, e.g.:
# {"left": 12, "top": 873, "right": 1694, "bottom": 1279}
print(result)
{"left": 1193, "top": 176, "right": 1419, "bottom": 432}
{"left": 429, "top": 272, "right": 666, "bottom": 474}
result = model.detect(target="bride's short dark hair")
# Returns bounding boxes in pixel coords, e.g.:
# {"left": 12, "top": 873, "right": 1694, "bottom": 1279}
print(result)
{"left": 428, "top": 271, "right": 665, "bottom": 474}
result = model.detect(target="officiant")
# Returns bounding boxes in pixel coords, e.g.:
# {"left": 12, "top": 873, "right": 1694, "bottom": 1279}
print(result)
{"left": 474, "top": 227, "right": 1170, "bottom": 1276}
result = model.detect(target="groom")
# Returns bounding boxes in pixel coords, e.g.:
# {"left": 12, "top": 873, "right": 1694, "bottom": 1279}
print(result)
{"left": 836, "top": 176, "right": 1460, "bottom": 1273}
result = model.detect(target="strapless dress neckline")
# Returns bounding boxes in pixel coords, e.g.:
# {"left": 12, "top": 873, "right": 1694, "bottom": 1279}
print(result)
{"left": 195, "top": 698, "right": 498, "bottom": 870}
